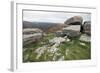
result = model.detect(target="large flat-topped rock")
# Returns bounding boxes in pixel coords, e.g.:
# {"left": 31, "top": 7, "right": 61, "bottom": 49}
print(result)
{"left": 55, "top": 25, "right": 81, "bottom": 38}
{"left": 63, "top": 25, "right": 80, "bottom": 31}
{"left": 61, "top": 25, "right": 81, "bottom": 38}
{"left": 23, "top": 33, "right": 42, "bottom": 39}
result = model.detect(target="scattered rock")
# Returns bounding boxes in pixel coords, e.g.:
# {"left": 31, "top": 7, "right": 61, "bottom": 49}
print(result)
{"left": 80, "top": 42, "right": 86, "bottom": 46}
{"left": 55, "top": 53, "right": 61, "bottom": 56}
{"left": 66, "top": 49, "right": 69, "bottom": 56}
{"left": 48, "top": 47, "right": 58, "bottom": 53}
{"left": 55, "top": 31, "right": 65, "bottom": 37}
{"left": 79, "top": 34, "right": 91, "bottom": 42}
{"left": 66, "top": 38, "right": 70, "bottom": 42}
{"left": 49, "top": 37, "right": 66, "bottom": 44}
{"left": 64, "top": 36, "right": 68, "bottom": 39}
{"left": 35, "top": 46, "right": 47, "bottom": 59}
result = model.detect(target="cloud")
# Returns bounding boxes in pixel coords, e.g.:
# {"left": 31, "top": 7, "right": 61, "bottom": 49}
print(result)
{"left": 23, "top": 11, "right": 91, "bottom": 23}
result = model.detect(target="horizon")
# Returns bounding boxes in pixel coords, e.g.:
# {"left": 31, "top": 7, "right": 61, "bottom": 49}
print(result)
{"left": 23, "top": 10, "right": 91, "bottom": 23}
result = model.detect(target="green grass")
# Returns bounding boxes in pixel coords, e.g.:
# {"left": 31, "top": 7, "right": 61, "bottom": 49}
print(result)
{"left": 58, "top": 37, "right": 91, "bottom": 60}
{"left": 23, "top": 33, "right": 91, "bottom": 62}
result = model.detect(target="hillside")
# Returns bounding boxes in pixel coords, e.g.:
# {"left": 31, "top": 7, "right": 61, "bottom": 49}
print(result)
{"left": 23, "top": 21, "right": 65, "bottom": 32}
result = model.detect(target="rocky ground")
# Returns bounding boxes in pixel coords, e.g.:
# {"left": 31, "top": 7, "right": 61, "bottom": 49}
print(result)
{"left": 23, "top": 33, "right": 91, "bottom": 62}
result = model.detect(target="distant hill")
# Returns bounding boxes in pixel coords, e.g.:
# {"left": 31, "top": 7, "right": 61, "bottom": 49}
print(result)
{"left": 23, "top": 21, "right": 65, "bottom": 33}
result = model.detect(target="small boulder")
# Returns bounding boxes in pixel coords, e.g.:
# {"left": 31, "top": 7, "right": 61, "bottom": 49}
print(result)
{"left": 49, "top": 37, "right": 66, "bottom": 44}
{"left": 79, "top": 34, "right": 91, "bottom": 42}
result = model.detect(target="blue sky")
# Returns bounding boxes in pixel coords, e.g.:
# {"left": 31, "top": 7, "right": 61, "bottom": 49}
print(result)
{"left": 23, "top": 11, "right": 91, "bottom": 23}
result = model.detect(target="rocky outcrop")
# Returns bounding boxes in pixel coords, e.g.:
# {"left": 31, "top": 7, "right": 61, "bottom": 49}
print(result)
{"left": 57, "top": 16, "right": 83, "bottom": 38}
{"left": 23, "top": 28, "right": 43, "bottom": 46}
{"left": 64, "top": 16, "right": 83, "bottom": 25}
{"left": 83, "top": 21, "right": 91, "bottom": 35}
{"left": 55, "top": 25, "right": 81, "bottom": 38}
{"left": 23, "top": 33, "right": 43, "bottom": 46}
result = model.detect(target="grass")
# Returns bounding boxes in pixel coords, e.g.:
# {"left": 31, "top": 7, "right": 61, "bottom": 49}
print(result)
{"left": 23, "top": 33, "right": 91, "bottom": 62}
{"left": 58, "top": 37, "right": 91, "bottom": 60}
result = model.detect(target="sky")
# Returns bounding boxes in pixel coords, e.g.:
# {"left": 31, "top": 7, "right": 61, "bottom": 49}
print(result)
{"left": 23, "top": 10, "right": 91, "bottom": 23}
